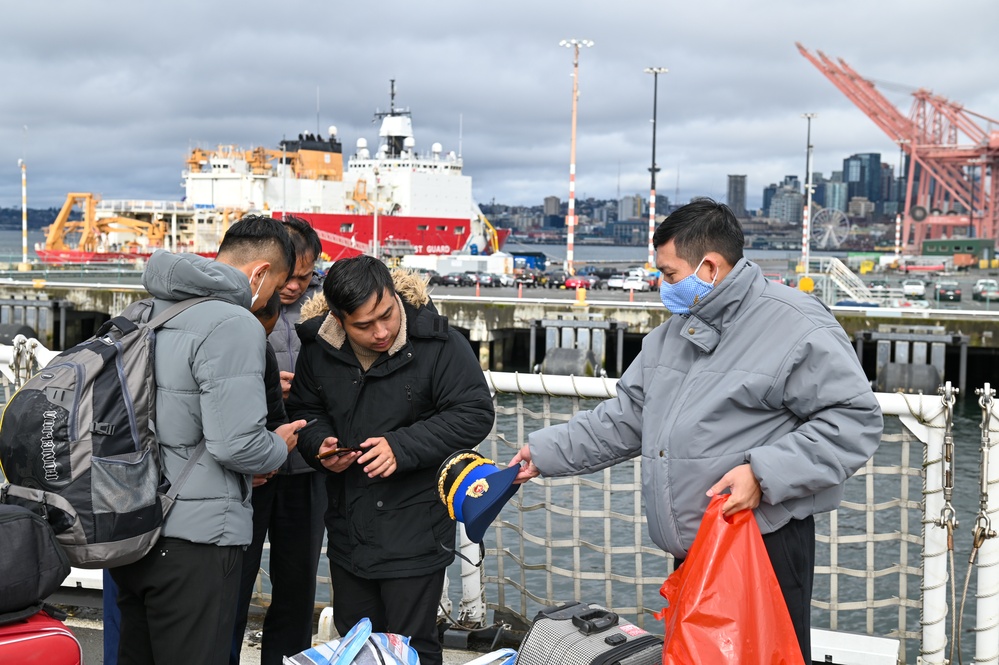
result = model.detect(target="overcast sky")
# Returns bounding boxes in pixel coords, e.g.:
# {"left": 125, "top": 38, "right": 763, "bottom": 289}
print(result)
{"left": 3, "top": 0, "right": 997, "bottom": 213}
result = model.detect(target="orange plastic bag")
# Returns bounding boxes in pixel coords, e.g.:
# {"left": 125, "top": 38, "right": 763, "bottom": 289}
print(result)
{"left": 657, "top": 495, "right": 804, "bottom": 665}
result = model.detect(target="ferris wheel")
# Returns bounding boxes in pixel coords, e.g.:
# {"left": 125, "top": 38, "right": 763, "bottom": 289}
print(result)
{"left": 811, "top": 208, "right": 851, "bottom": 249}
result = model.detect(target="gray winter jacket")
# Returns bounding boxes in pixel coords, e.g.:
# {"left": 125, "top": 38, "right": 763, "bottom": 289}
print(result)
{"left": 142, "top": 251, "right": 289, "bottom": 546}
{"left": 268, "top": 274, "right": 321, "bottom": 474}
{"left": 529, "top": 259, "right": 883, "bottom": 558}
{"left": 269, "top": 274, "right": 321, "bottom": 375}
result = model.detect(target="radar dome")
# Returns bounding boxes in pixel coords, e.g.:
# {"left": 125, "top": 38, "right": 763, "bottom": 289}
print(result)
{"left": 356, "top": 138, "right": 368, "bottom": 150}
{"left": 328, "top": 125, "right": 338, "bottom": 138}
{"left": 431, "top": 142, "right": 442, "bottom": 154}
{"left": 403, "top": 137, "right": 416, "bottom": 149}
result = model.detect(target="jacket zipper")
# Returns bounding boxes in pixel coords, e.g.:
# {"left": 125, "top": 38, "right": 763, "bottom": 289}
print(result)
{"left": 281, "top": 308, "right": 295, "bottom": 369}
{"left": 347, "top": 367, "right": 366, "bottom": 574}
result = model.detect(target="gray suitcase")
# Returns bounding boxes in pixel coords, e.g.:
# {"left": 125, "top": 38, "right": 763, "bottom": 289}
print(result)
{"left": 515, "top": 602, "right": 662, "bottom": 665}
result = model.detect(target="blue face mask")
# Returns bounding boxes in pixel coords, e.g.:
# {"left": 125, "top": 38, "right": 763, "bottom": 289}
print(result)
{"left": 659, "top": 257, "right": 717, "bottom": 315}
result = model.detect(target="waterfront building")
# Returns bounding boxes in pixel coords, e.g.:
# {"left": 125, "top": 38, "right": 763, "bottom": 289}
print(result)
{"left": 607, "top": 219, "right": 646, "bottom": 245}
{"left": 617, "top": 195, "right": 643, "bottom": 222}
{"left": 727, "top": 175, "right": 747, "bottom": 218}
{"left": 543, "top": 196, "right": 561, "bottom": 217}
{"left": 843, "top": 152, "right": 883, "bottom": 214}
{"left": 848, "top": 196, "right": 876, "bottom": 220}
{"left": 762, "top": 183, "right": 778, "bottom": 217}
{"left": 812, "top": 173, "right": 827, "bottom": 208}
{"left": 822, "top": 181, "right": 849, "bottom": 213}
{"left": 769, "top": 187, "right": 804, "bottom": 225}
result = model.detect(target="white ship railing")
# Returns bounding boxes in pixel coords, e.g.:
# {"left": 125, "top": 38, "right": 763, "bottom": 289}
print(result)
{"left": 2, "top": 343, "right": 997, "bottom": 664}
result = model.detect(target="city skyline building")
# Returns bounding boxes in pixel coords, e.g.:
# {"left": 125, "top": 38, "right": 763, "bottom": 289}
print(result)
{"left": 843, "top": 152, "right": 883, "bottom": 213}
{"left": 617, "top": 194, "right": 643, "bottom": 220}
{"left": 727, "top": 175, "right": 747, "bottom": 218}
{"left": 769, "top": 187, "right": 804, "bottom": 225}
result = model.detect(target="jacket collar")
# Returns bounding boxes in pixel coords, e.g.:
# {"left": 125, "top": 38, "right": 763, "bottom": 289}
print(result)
{"left": 679, "top": 258, "right": 765, "bottom": 353}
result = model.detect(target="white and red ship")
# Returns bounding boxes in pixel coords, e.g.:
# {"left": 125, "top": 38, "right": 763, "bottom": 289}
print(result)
{"left": 36, "top": 82, "right": 508, "bottom": 263}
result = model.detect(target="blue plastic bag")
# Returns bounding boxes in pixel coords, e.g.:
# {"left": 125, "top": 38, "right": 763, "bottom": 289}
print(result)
{"left": 282, "top": 617, "right": 420, "bottom": 665}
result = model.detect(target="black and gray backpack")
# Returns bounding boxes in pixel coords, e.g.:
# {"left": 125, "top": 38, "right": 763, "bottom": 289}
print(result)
{"left": 0, "top": 297, "right": 214, "bottom": 568}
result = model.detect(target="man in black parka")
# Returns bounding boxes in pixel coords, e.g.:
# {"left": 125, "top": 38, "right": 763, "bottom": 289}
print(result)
{"left": 287, "top": 255, "right": 494, "bottom": 665}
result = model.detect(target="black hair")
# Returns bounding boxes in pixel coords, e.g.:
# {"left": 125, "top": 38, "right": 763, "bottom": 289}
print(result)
{"left": 254, "top": 289, "right": 282, "bottom": 321}
{"left": 652, "top": 197, "right": 744, "bottom": 266}
{"left": 282, "top": 215, "right": 322, "bottom": 267}
{"left": 323, "top": 255, "right": 396, "bottom": 319}
{"left": 217, "top": 214, "right": 296, "bottom": 275}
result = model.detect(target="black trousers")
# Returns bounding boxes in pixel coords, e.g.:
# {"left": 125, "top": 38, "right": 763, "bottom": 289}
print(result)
{"left": 110, "top": 537, "right": 242, "bottom": 665}
{"left": 231, "top": 472, "right": 327, "bottom": 665}
{"left": 674, "top": 515, "right": 815, "bottom": 662}
{"left": 329, "top": 563, "right": 447, "bottom": 665}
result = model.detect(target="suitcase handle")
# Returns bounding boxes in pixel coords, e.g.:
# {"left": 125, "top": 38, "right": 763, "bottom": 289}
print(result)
{"left": 571, "top": 608, "right": 618, "bottom": 635}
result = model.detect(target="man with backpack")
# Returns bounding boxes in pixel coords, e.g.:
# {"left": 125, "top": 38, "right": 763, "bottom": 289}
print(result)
{"left": 110, "top": 215, "right": 309, "bottom": 665}
{"left": 231, "top": 216, "right": 326, "bottom": 665}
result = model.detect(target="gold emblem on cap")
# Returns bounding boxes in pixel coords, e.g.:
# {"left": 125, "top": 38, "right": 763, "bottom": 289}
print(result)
{"left": 467, "top": 478, "right": 490, "bottom": 498}
{"left": 444, "top": 456, "right": 496, "bottom": 520}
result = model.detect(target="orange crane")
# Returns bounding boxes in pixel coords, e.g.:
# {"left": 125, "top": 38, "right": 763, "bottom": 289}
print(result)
{"left": 797, "top": 43, "right": 999, "bottom": 252}
{"left": 43, "top": 193, "right": 168, "bottom": 252}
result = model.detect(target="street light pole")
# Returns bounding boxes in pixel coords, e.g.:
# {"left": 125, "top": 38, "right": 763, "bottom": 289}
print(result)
{"left": 559, "top": 38, "right": 593, "bottom": 276}
{"left": 18, "top": 158, "right": 28, "bottom": 266}
{"left": 644, "top": 67, "right": 668, "bottom": 270}
{"left": 800, "top": 113, "right": 817, "bottom": 277}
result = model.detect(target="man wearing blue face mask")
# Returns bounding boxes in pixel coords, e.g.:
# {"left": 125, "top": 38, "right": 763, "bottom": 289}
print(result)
{"left": 510, "top": 197, "right": 883, "bottom": 663}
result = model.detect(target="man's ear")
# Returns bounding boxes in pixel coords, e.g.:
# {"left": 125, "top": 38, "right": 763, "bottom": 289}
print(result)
{"left": 703, "top": 253, "right": 725, "bottom": 280}
{"left": 250, "top": 259, "right": 272, "bottom": 284}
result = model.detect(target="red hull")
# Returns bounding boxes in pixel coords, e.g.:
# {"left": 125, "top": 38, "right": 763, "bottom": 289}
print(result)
{"left": 34, "top": 214, "right": 509, "bottom": 264}
{"left": 34, "top": 249, "right": 216, "bottom": 265}
{"left": 277, "top": 212, "right": 509, "bottom": 260}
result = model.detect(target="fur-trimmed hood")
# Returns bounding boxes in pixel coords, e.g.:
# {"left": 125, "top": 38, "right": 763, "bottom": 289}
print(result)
{"left": 297, "top": 268, "right": 443, "bottom": 353}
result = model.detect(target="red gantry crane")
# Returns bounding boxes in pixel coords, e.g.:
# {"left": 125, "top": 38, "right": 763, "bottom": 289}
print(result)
{"left": 797, "top": 43, "right": 999, "bottom": 253}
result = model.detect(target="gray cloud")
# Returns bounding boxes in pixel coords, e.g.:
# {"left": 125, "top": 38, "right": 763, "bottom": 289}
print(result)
{"left": 2, "top": 0, "right": 997, "bottom": 212}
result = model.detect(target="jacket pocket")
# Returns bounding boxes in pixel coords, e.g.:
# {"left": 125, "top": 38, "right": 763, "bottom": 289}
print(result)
{"left": 372, "top": 491, "right": 440, "bottom": 560}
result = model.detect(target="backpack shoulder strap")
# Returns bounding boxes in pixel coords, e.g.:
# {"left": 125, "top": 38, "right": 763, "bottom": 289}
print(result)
{"left": 164, "top": 439, "right": 208, "bottom": 501}
{"left": 145, "top": 296, "right": 221, "bottom": 330}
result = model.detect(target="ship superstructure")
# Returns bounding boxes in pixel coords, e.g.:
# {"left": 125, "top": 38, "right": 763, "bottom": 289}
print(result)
{"left": 37, "top": 82, "right": 505, "bottom": 263}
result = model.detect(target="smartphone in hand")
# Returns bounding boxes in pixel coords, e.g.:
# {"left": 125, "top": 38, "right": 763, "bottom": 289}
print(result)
{"left": 316, "top": 446, "right": 363, "bottom": 461}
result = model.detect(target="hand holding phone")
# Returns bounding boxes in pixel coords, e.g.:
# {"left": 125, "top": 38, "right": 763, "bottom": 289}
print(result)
{"left": 295, "top": 418, "right": 318, "bottom": 434}
{"left": 316, "top": 446, "right": 363, "bottom": 460}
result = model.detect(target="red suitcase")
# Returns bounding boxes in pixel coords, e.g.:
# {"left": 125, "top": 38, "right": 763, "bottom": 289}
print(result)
{"left": 0, "top": 610, "right": 83, "bottom": 664}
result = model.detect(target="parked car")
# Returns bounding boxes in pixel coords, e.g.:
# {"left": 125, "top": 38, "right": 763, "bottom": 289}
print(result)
{"left": 414, "top": 268, "right": 442, "bottom": 285}
{"left": 515, "top": 270, "right": 541, "bottom": 288}
{"left": 867, "top": 279, "right": 890, "bottom": 292}
{"left": 901, "top": 279, "right": 926, "bottom": 298}
{"left": 564, "top": 274, "right": 602, "bottom": 290}
{"left": 605, "top": 274, "right": 627, "bottom": 290}
{"left": 972, "top": 278, "right": 999, "bottom": 301}
{"left": 493, "top": 273, "right": 515, "bottom": 287}
{"left": 935, "top": 281, "right": 962, "bottom": 302}
{"left": 621, "top": 275, "right": 650, "bottom": 292}
{"left": 475, "top": 273, "right": 496, "bottom": 288}
{"left": 545, "top": 270, "right": 569, "bottom": 289}
{"left": 442, "top": 272, "right": 473, "bottom": 287}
